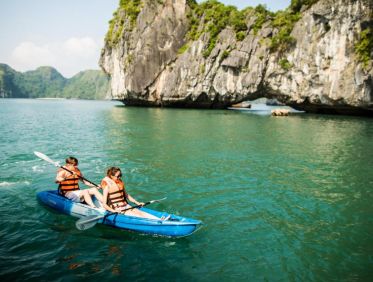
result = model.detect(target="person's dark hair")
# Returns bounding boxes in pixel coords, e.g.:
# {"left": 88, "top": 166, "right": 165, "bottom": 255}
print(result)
{"left": 65, "top": 156, "right": 78, "bottom": 166}
{"left": 106, "top": 167, "right": 122, "bottom": 178}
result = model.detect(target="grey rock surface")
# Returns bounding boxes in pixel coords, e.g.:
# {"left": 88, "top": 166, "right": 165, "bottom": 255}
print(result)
{"left": 100, "top": 0, "right": 373, "bottom": 115}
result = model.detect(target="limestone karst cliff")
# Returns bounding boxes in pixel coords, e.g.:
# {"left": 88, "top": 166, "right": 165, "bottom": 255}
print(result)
{"left": 99, "top": 0, "right": 373, "bottom": 115}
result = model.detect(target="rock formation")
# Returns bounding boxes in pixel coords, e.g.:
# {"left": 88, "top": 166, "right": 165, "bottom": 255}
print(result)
{"left": 271, "top": 109, "right": 290, "bottom": 116}
{"left": 100, "top": 0, "right": 373, "bottom": 115}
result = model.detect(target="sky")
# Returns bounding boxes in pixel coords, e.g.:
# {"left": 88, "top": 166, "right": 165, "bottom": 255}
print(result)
{"left": 0, "top": 0, "right": 290, "bottom": 78}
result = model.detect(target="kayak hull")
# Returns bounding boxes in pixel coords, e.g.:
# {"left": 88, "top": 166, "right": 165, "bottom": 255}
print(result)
{"left": 37, "top": 190, "right": 202, "bottom": 237}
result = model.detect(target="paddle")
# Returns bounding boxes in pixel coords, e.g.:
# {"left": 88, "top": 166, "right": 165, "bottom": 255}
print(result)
{"left": 34, "top": 151, "right": 101, "bottom": 188}
{"left": 75, "top": 197, "right": 167, "bottom": 231}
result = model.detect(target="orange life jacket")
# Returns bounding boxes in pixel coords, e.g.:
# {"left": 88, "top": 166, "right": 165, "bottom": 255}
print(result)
{"left": 58, "top": 167, "right": 81, "bottom": 195}
{"left": 102, "top": 176, "right": 128, "bottom": 209}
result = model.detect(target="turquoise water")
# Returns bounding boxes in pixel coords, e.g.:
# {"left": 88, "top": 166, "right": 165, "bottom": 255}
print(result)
{"left": 0, "top": 99, "right": 372, "bottom": 281}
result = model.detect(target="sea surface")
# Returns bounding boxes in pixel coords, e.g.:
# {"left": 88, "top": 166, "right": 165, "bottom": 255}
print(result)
{"left": 0, "top": 99, "right": 372, "bottom": 281}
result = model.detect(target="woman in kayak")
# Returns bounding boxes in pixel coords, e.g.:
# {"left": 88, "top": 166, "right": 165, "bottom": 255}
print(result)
{"left": 100, "top": 167, "right": 162, "bottom": 219}
{"left": 56, "top": 156, "right": 103, "bottom": 209}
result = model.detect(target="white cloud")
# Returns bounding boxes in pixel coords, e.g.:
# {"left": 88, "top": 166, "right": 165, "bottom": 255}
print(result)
{"left": 11, "top": 41, "right": 56, "bottom": 69}
{"left": 63, "top": 37, "right": 98, "bottom": 58}
{"left": 9, "top": 36, "right": 101, "bottom": 78}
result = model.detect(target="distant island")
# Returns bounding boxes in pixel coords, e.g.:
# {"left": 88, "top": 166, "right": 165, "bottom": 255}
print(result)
{"left": 0, "top": 63, "right": 111, "bottom": 100}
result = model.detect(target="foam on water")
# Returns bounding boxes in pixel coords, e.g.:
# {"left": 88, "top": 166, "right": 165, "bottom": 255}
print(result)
{"left": 0, "top": 181, "right": 31, "bottom": 187}
{"left": 32, "top": 165, "right": 44, "bottom": 172}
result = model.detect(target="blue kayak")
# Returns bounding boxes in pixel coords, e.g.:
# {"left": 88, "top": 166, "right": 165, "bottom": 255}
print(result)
{"left": 37, "top": 190, "right": 202, "bottom": 237}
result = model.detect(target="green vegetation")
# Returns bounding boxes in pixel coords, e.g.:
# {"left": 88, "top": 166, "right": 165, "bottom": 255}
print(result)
{"left": 221, "top": 50, "right": 230, "bottom": 60}
{"left": 105, "top": 0, "right": 143, "bottom": 47}
{"left": 119, "top": 0, "right": 142, "bottom": 26}
{"left": 185, "top": 0, "right": 318, "bottom": 58}
{"left": 186, "top": 0, "right": 250, "bottom": 58}
{"left": 186, "top": 0, "right": 198, "bottom": 8}
{"left": 355, "top": 27, "right": 373, "bottom": 69}
{"left": 236, "top": 31, "right": 246, "bottom": 41}
{"left": 124, "top": 54, "right": 134, "bottom": 67}
{"left": 290, "top": 0, "right": 319, "bottom": 13}
{"left": 178, "top": 43, "right": 190, "bottom": 55}
{"left": 63, "top": 70, "right": 110, "bottom": 100}
{"left": 251, "top": 5, "right": 273, "bottom": 35}
{"left": 268, "top": 0, "right": 321, "bottom": 53}
{"left": 199, "top": 63, "right": 206, "bottom": 75}
{"left": 279, "top": 58, "right": 292, "bottom": 70}
{"left": 0, "top": 64, "right": 24, "bottom": 98}
{"left": 0, "top": 64, "right": 110, "bottom": 99}
{"left": 103, "top": 0, "right": 321, "bottom": 56}
{"left": 270, "top": 10, "right": 301, "bottom": 53}
{"left": 249, "top": 0, "right": 317, "bottom": 53}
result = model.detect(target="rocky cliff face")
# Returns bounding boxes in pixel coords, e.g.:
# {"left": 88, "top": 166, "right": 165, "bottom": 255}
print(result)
{"left": 266, "top": 0, "right": 373, "bottom": 115}
{"left": 100, "top": 0, "right": 373, "bottom": 115}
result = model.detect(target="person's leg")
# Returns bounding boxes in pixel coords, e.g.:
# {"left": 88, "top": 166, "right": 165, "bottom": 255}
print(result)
{"left": 81, "top": 190, "right": 97, "bottom": 208}
{"left": 124, "top": 208, "right": 159, "bottom": 219}
{"left": 65, "top": 191, "right": 82, "bottom": 202}
{"left": 87, "top": 188, "right": 103, "bottom": 203}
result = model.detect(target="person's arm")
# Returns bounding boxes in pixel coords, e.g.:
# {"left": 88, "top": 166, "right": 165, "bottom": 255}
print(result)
{"left": 127, "top": 194, "right": 144, "bottom": 206}
{"left": 55, "top": 169, "right": 67, "bottom": 183}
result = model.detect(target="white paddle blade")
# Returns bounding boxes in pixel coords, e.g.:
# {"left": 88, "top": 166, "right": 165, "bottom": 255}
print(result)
{"left": 34, "top": 151, "right": 59, "bottom": 167}
{"left": 76, "top": 220, "right": 97, "bottom": 231}
{"left": 151, "top": 197, "right": 167, "bottom": 203}
{"left": 75, "top": 215, "right": 104, "bottom": 231}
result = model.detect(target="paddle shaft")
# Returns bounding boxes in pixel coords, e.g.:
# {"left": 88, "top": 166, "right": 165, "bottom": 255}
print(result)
{"left": 75, "top": 197, "right": 167, "bottom": 230}
{"left": 104, "top": 198, "right": 165, "bottom": 216}
{"left": 77, "top": 205, "right": 139, "bottom": 227}
{"left": 80, "top": 198, "right": 166, "bottom": 224}
{"left": 34, "top": 151, "right": 100, "bottom": 188}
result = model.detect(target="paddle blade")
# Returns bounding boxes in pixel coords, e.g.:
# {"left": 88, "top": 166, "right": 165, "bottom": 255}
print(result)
{"left": 149, "top": 197, "right": 167, "bottom": 204}
{"left": 34, "top": 151, "right": 59, "bottom": 167}
{"left": 75, "top": 215, "right": 103, "bottom": 231}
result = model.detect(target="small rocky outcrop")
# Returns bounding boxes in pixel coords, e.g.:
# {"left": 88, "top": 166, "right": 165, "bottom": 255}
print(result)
{"left": 271, "top": 109, "right": 290, "bottom": 116}
{"left": 100, "top": 0, "right": 373, "bottom": 115}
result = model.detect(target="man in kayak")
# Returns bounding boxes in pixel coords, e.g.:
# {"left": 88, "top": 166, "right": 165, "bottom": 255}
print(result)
{"left": 56, "top": 156, "right": 103, "bottom": 209}
{"left": 100, "top": 167, "right": 168, "bottom": 220}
